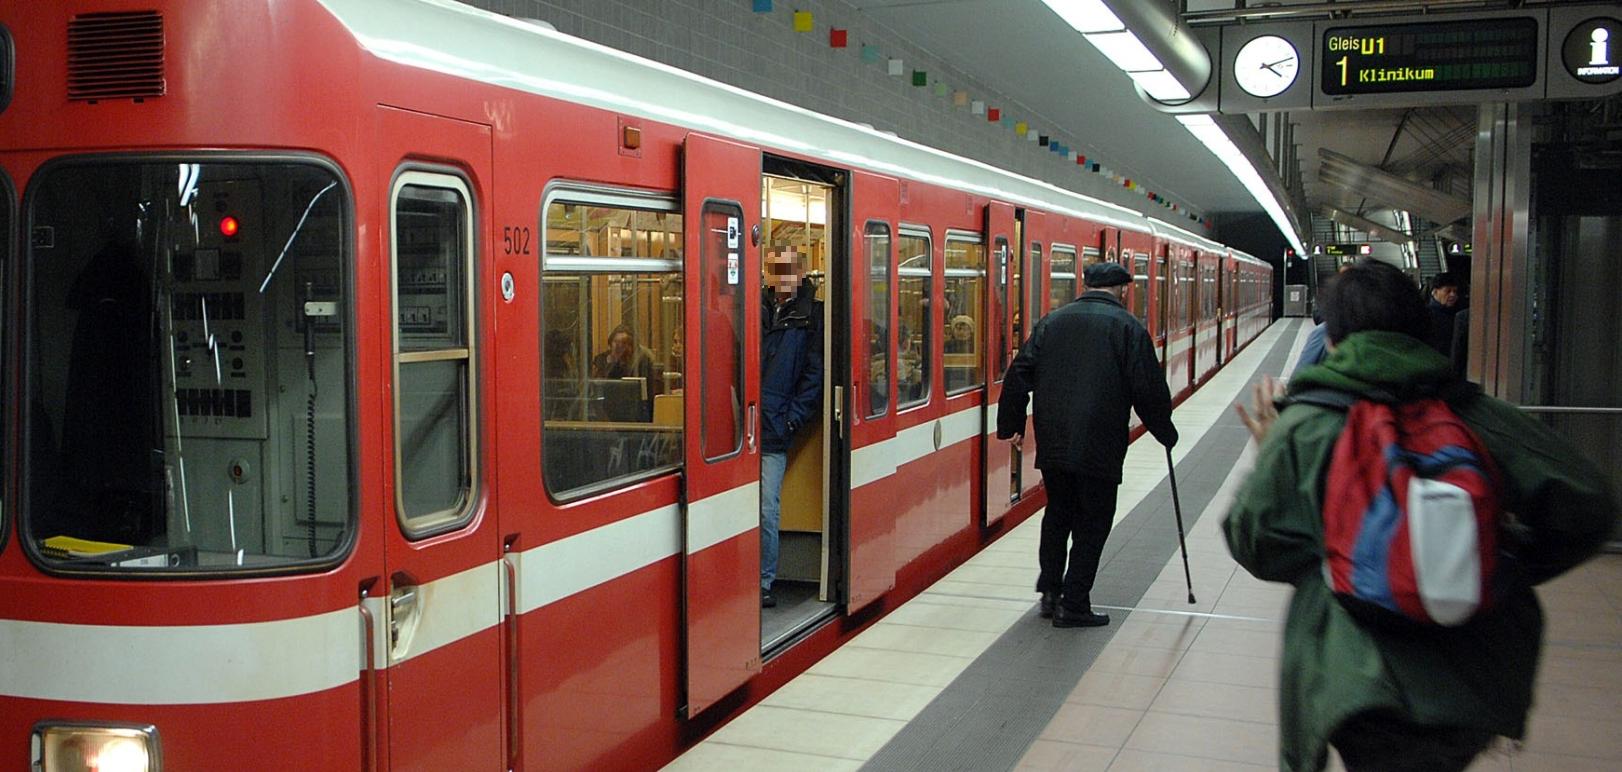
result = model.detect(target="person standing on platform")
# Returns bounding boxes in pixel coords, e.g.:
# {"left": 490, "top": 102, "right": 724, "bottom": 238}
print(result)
{"left": 1423, "top": 271, "right": 1462, "bottom": 357}
{"left": 1226, "top": 260, "right": 1616, "bottom": 772}
{"left": 759, "top": 247, "right": 823, "bottom": 609}
{"left": 1292, "top": 264, "right": 1353, "bottom": 380}
{"left": 997, "top": 261, "right": 1178, "bottom": 628}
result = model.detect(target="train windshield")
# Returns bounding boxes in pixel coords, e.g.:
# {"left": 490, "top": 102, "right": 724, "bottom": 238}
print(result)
{"left": 23, "top": 160, "right": 353, "bottom": 573}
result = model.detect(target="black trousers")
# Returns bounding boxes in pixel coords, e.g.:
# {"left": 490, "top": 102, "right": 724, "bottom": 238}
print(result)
{"left": 1035, "top": 469, "right": 1118, "bottom": 612}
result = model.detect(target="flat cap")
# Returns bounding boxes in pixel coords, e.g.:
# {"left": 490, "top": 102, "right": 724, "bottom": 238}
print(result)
{"left": 1083, "top": 261, "right": 1132, "bottom": 288}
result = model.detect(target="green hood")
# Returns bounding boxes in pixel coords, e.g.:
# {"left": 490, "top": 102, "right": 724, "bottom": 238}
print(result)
{"left": 1289, "top": 330, "right": 1454, "bottom": 398}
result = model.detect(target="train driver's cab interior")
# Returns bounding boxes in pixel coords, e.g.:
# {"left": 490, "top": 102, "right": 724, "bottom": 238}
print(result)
{"left": 760, "top": 173, "right": 836, "bottom": 649}
{"left": 23, "top": 161, "right": 354, "bottom": 572}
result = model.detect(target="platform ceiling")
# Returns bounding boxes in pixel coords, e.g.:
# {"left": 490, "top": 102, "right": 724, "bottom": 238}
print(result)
{"left": 859, "top": 0, "right": 1501, "bottom": 236}
{"left": 852, "top": 0, "right": 1261, "bottom": 218}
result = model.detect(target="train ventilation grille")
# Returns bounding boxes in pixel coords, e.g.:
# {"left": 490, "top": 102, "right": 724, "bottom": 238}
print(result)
{"left": 68, "top": 11, "right": 165, "bottom": 102}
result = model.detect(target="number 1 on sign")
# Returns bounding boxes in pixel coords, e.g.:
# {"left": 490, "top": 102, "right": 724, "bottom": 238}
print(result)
{"left": 1336, "top": 55, "right": 1349, "bottom": 87}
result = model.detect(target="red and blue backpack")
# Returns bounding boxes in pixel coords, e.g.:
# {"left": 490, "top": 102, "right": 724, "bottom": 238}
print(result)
{"left": 1290, "top": 387, "right": 1505, "bottom": 627}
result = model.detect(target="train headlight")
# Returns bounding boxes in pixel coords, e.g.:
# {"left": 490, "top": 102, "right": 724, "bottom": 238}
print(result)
{"left": 30, "top": 722, "right": 160, "bottom": 772}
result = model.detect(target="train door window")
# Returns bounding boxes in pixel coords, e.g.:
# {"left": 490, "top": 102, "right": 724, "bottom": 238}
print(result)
{"left": 1049, "top": 245, "right": 1076, "bottom": 310}
{"left": 1153, "top": 251, "right": 1167, "bottom": 332}
{"left": 993, "top": 236, "right": 1011, "bottom": 379}
{"left": 540, "top": 190, "right": 684, "bottom": 497}
{"left": 0, "top": 23, "right": 11, "bottom": 115}
{"left": 864, "top": 222, "right": 891, "bottom": 418}
{"left": 390, "top": 172, "right": 477, "bottom": 536}
{"left": 1187, "top": 260, "right": 1198, "bottom": 326}
{"left": 897, "top": 229, "right": 931, "bottom": 409}
{"left": 1205, "top": 265, "right": 1216, "bottom": 320}
{"left": 700, "top": 202, "right": 743, "bottom": 461}
{"left": 1132, "top": 253, "right": 1149, "bottom": 325}
{"left": 23, "top": 159, "right": 354, "bottom": 572}
{"left": 943, "top": 233, "right": 984, "bottom": 393}
{"left": 1025, "top": 242, "right": 1041, "bottom": 335}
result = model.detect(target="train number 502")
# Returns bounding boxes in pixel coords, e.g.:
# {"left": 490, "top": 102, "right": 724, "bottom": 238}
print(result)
{"left": 503, "top": 226, "right": 532, "bottom": 255}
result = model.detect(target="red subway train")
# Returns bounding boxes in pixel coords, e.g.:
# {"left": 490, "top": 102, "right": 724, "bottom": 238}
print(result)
{"left": 0, "top": 1, "right": 1273, "bottom": 769}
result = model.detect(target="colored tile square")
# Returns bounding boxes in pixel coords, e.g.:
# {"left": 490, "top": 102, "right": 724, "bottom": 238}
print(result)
{"left": 793, "top": 10, "right": 813, "bottom": 32}
{"left": 829, "top": 28, "right": 847, "bottom": 48}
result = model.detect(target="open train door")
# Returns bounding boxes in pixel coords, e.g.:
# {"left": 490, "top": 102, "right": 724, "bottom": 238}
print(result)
{"left": 846, "top": 171, "right": 900, "bottom": 612}
{"left": 1013, "top": 209, "right": 1046, "bottom": 503}
{"left": 981, "top": 201, "right": 1017, "bottom": 527}
{"left": 681, "top": 134, "right": 763, "bottom": 716}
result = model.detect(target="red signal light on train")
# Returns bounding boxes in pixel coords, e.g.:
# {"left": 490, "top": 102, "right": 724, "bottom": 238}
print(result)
{"left": 219, "top": 216, "right": 240, "bottom": 238}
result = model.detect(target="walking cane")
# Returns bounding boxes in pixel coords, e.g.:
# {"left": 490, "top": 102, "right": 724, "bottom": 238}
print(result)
{"left": 1166, "top": 447, "right": 1196, "bottom": 604}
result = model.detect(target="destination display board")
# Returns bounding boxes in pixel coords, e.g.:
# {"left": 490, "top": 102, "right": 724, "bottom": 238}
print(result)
{"left": 1321, "top": 17, "right": 1540, "bottom": 95}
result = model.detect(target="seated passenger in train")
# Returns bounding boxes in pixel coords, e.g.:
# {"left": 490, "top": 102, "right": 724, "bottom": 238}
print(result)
{"left": 590, "top": 324, "right": 657, "bottom": 421}
{"left": 1226, "top": 260, "right": 1617, "bottom": 772}
{"left": 945, "top": 314, "right": 976, "bottom": 354}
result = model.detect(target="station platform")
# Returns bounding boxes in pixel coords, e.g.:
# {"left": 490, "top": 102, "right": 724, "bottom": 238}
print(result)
{"left": 667, "top": 319, "right": 1622, "bottom": 772}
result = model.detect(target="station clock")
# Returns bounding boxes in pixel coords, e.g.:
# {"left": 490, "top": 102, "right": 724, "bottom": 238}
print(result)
{"left": 1234, "top": 35, "right": 1301, "bottom": 98}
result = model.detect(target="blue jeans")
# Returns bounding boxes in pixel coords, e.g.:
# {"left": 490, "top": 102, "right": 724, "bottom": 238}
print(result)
{"left": 760, "top": 450, "right": 787, "bottom": 591}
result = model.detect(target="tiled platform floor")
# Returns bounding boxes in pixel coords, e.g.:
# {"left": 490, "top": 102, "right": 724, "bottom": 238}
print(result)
{"left": 667, "top": 320, "right": 1622, "bottom": 771}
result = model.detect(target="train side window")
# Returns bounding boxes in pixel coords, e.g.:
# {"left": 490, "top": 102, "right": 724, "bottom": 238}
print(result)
{"left": 943, "top": 233, "right": 984, "bottom": 394}
{"left": 897, "top": 229, "right": 931, "bottom": 409}
{"left": 1132, "top": 253, "right": 1149, "bottom": 325}
{"left": 24, "top": 160, "right": 354, "bottom": 572}
{"left": 1081, "top": 245, "right": 1101, "bottom": 270}
{"left": 1049, "top": 245, "right": 1076, "bottom": 311}
{"left": 864, "top": 221, "right": 891, "bottom": 418}
{"left": 391, "top": 173, "right": 478, "bottom": 537}
{"left": 0, "top": 170, "right": 9, "bottom": 552}
{"left": 540, "top": 191, "right": 684, "bottom": 498}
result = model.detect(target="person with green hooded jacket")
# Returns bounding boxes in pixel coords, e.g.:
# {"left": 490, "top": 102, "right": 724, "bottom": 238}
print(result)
{"left": 1224, "top": 260, "right": 1617, "bottom": 772}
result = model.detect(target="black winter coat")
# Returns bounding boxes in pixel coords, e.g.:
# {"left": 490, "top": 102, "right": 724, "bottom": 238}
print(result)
{"left": 1424, "top": 297, "right": 1460, "bottom": 358}
{"left": 996, "top": 290, "right": 1177, "bottom": 481}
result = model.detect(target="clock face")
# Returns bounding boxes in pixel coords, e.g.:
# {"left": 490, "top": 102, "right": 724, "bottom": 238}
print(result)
{"left": 1234, "top": 35, "right": 1300, "bottom": 98}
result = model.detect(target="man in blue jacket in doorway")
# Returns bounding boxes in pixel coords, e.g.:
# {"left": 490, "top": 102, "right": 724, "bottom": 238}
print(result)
{"left": 760, "top": 247, "right": 823, "bottom": 608}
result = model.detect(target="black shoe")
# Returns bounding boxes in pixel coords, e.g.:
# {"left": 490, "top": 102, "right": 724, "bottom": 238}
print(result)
{"left": 1053, "top": 607, "right": 1110, "bottom": 628}
{"left": 1039, "top": 592, "right": 1058, "bottom": 619}
{"left": 761, "top": 589, "right": 777, "bottom": 608}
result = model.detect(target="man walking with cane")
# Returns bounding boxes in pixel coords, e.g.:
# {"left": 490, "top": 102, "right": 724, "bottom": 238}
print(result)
{"left": 998, "top": 261, "right": 1178, "bottom": 628}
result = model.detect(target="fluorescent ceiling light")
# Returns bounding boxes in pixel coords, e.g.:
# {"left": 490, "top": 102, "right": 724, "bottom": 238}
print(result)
{"left": 1084, "top": 30, "right": 1162, "bottom": 72}
{"left": 1177, "top": 115, "right": 1306, "bottom": 255}
{"left": 1040, "top": 0, "right": 1125, "bottom": 34}
{"left": 1127, "top": 69, "right": 1190, "bottom": 102}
